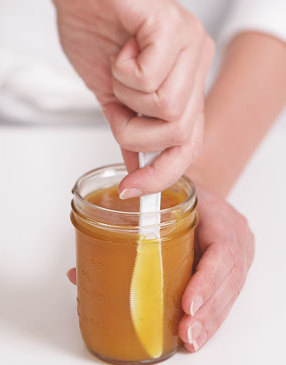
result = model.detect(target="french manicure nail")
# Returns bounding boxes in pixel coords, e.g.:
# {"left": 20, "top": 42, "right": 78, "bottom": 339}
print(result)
{"left": 119, "top": 188, "right": 142, "bottom": 200}
{"left": 192, "top": 331, "right": 207, "bottom": 352}
{"left": 190, "top": 296, "right": 204, "bottom": 316}
{"left": 187, "top": 321, "right": 202, "bottom": 344}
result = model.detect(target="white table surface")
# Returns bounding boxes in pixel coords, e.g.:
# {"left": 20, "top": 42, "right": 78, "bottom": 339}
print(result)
{"left": 0, "top": 115, "right": 285, "bottom": 365}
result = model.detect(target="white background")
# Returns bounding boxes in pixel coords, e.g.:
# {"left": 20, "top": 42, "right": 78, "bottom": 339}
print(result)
{"left": 0, "top": 0, "right": 286, "bottom": 364}
{"left": 0, "top": 113, "right": 285, "bottom": 365}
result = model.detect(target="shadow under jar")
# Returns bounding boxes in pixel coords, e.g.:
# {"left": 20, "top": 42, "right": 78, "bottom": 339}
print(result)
{"left": 71, "top": 164, "right": 198, "bottom": 364}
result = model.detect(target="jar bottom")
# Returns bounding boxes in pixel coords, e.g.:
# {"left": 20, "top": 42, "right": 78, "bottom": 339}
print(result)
{"left": 88, "top": 348, "right": 177, "bottom": 365}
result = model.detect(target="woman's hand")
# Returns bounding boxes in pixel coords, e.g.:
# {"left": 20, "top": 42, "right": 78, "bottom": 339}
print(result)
{"left": 66, "top": 187, "right": 254, "bottom": 352}
{"left": 53, "top": 0, "right": 214, "bottom": 196}
{"left": 178, "top": 187, "right": 255, "bottom": 351}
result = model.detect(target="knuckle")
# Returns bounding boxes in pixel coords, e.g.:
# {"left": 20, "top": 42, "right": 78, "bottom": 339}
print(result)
{"left": 137, "top": 71, "right": 158, "bottom": 93}
{"left": 143, "top": 164, "right": 157, "bottom": 180}
{"left": 113, "top": 58, "right": 158, "bottom": 93}
{"left": 156, "top": 93, "right": 183, "bottom": 121}
{"left": 112, "top": 58, "right": 124, "bottom": 80}
{"left": 238, "top": 213, "right": 249, "bottom": 227}
{"left": 205, "top": 302, "right": 220, "bottom": 322}
{"left": 235, "top": 212, "right": 250, "bottom": 231}
{"left": 191, "top": 16, "right": 205, "bottom": 37}
{"left": 113, "top": 126, "right": 129, "bottom": 149}
{"left": 171, "top": 122, "right": 189, "bottom": 145}
{"left": 113, "top": 128, "right": 125, "bottom": 146}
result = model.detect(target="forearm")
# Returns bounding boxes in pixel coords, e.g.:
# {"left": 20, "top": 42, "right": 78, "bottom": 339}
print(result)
{"left": 187, "top": 32, "right": 286, "bottom": 198}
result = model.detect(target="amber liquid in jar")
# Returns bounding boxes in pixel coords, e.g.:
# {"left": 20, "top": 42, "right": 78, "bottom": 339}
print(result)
{"left": 71, "top": 166, "right": 197, "bottom": 364}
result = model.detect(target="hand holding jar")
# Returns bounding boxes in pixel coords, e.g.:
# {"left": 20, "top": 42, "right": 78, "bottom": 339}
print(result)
{"left": 68, "top": 186, "right": 255, "bottom": 353}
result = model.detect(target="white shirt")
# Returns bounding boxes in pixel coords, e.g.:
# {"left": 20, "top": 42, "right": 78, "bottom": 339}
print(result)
{"left": 181, "top": 0, "right": 286, "bottom": 45}
{"left": 0, "top": 0, "right": 286, "bottom": 123}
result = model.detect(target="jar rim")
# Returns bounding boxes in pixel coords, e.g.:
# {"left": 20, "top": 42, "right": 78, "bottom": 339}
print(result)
{"left": 72, "top": 163, "right": 197, "bottom": 217}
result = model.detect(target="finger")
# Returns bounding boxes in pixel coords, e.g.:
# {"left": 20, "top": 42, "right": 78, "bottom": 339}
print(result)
{"left": 112, "top": 34, "right": 213, "bottom": 121}
{"left": 182, "top": 243, "right": 236, "bottom": 317}
{"left": 179, "top": 264, "right": 246, "bottom": 350}
{"left": 105, "top": 72, "right": 205, "bottom": 154}
{"left": 107, "top": 36, "right": 210, "bottom": 153}
{"left": 121, "top": 148, "right": 138, "bottom": 173}
{"left": 117, "top": 111, "right": 204, "bottom": 196}
{"left": 119, "top": 143, "right": 191, "bottom": 196}
{"left": 112, "top": 46, "right": 199, "bottom": 121}
{"left": 103, "top": 102, "right": 187, "bottom": 152}
{"left": 67, "top": 268, "right": 76, "bottom": 285}
{"left": 181, "top": 293, "right": 237, "bottom": 352}
{"left": 112, "top": 28, "right": 182, "bottom": 93}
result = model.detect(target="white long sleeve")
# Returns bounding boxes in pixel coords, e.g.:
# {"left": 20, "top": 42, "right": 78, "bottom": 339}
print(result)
{"left": 218, "top": 0, "right": 286, "bottom": 46}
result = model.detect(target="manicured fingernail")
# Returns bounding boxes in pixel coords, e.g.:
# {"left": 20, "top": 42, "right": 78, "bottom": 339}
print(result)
{"left": 192, "top": 331, "right": 207, "bottom": 352}
{"left": 187, "top": 321, "right": 202, "bottom": 344}
{"left": 190, "top": 296, "right": 203, "bottom": 316}
{"left": 119, "top": 188, "right": 142, "bottom": 200}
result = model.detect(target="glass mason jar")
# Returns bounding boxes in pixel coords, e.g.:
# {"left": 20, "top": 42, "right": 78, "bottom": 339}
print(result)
{"left": 71, "top": 164, "right": 198, "bottom": 364}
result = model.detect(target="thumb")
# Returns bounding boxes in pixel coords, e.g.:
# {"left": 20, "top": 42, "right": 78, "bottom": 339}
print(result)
{"left": 118, "top": 144, "right": 192, "bottom": 197}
